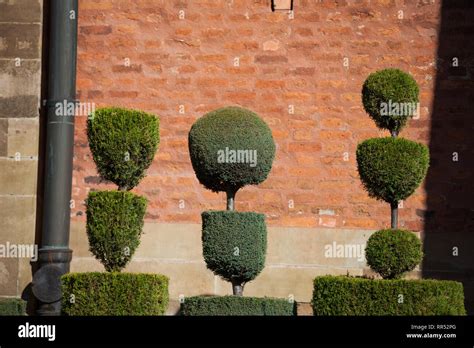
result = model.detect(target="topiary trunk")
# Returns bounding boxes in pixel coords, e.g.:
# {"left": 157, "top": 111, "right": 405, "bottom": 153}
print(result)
{"left": 232, "top": 281, "right": 243, "bottom": 296}
{"left": 390, "top": 202, "right": 398, "bottom": 229}
{"left": 226, "top": 189, "right": 236, "bottom": 211}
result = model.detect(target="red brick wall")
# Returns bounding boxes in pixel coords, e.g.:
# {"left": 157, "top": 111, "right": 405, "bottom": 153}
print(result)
{"left": 73, "top": 0, "right": 440, "bottom": 231}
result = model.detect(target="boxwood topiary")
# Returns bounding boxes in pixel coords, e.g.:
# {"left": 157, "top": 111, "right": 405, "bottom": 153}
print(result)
{"left": 189, "top": 106, "right": 275, "bottom": 297}
{"left": 202, "top": 211, "right": 266, "bottom": 292}
{"left": 0, "top": 298, "right": 26, "bottom": 316}
{"left": 86, "top": 190, "right": 147, "bottom": 272}
{"left": 188, "top": 106, "right": 275, "bottom": 207}
{"left": 362, "top": 68, "right": 419, "bottom": 136}
{"left": 366, "top": 229, "right": 423, "bottom": 279}
{"left": 180, "top": 295, "right": 296, "bottom": 316}
{"left": 312, "top": 276, "right": 466, "bottom": 315}
{"left": 87, "top": 107, "right": 159, "bottom": 191}
{"left": 356, "top": 137, "right": 429, "bottom": 205}
{"left": 61, "top": 272, "right": 169, "bottom": 315}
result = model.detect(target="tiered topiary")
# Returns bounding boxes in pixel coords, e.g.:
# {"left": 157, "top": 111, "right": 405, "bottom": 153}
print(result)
{"left": 188, "top": 106, "right": 276, "bottom": 297}
{"left": 86, "top": 107, "right": 159, "bottom": 271}
{"left": 312, "top": 69, "right": 465, "bottom": 316}
{"left": 61, "top": 107, "right": 168, "bottom": 315}
{"left": 358, "top": 68, "right": 429, "bottom": 229}
{"left": 357, "top": 69, "right": 429, "bottom": 279}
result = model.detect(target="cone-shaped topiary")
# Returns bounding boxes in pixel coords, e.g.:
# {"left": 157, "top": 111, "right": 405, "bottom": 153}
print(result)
{"left": 202, "top": 211, "right": 267, "bottom": 288}
{"left": 365, "top": 229, "right": 423, "bottom": 279}
{"left": 188, "top": 106, "right": 275, "bottom": 209}
{"left": 189, "top": 106, "right": 275, "bottom": 296}
{"left": 356, "top": 137, "right": 429, "bottom": 205}
{"left": 86, "top": 191, "right": 147, "bottom": 272}
{"left": 87, "top": 107, "right": 159, "bottom": 191}
{"left": 362, "top": 68, "right": 419, "bottom": 136}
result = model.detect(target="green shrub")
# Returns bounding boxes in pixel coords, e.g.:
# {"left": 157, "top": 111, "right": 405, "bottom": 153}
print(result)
{"left": 86, "top": 190, "right": 147, "bottom": 272}
{"left": 366, "top": 229, "right": 423, "bottom": 279}
{"left": 202, "top": 211, "right": 266, "bottom": 286}
{"left": 180, "top": 295, "right": 296, "bottom": 316}
{"left": 312, "top": 276, "right": 466, "bottom": 316}
{"left": 87, "top": 107, "right": 159, "bottom": 190}
{"left": 188, "top": 106, "right": 275, "bottom": 194}
{"left": 356, "top": 137, "right": 429, "bottom": 204}
{"left": 61, "top": 272, "right": 169, "bottom": 315}
{"left": 362, "top": 68, "right": 419, "bottom": 135}
{"left": 0, "top": 298, "right": 26, "bottom": 316}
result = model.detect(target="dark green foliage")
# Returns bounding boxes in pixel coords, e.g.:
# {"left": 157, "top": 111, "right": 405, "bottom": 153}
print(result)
{"left": 362, "top": 68, "right": 419, "bottom": 134}
{"left": 0, "top": 298, "right": 26, "bottom": 316}
{"left": 356, "top": 137, "right": 429, "bottom": 204}
{"left": 86, "top": 190, "right": 147, "bottom": 272}
{"left": 87, "top": 107, "right": 159, "bottom": 190}
{"left": 312, "top": 276, "right": 466, "bottom": 316}
{"left": 366, "top": 229, "right": 423, "bottom": 279}
{"left": 61, "top": 272, "right": 169, "bottom": 315}
{"left": 202, "top": 211, "right": 266, "bottom": 285}
{"left": 188, "top": 106, "right": 276, "bottom": 193}
{"left": 180, "top": 295, "right": 296, "bottom": 316}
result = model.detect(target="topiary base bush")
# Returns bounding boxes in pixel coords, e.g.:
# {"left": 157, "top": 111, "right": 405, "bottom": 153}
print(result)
{"left": 312, "top": 276, "right": 466, "bottom": 316}
{"left": 0, "top": 298, "right": 26, "bottom": 316}
{"left": 61, "top": 272, "right": 169, "bottom": 315}
{"left": 180, "top": 296, "right": 296, "bottom": 316}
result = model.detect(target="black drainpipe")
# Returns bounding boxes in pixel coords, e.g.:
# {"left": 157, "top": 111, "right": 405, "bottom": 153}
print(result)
{"left": 32, "top": 0, "right": 78, "bottom": 316}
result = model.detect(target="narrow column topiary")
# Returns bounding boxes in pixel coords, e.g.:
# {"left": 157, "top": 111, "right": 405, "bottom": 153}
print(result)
{"left": 189, "top": 106, "right": 276, "bottom": 296}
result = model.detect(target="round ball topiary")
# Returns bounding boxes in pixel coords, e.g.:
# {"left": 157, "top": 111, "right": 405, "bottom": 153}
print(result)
{"left": 356, "top": 137, "right": 429, "bottom": 204}
{"left": 86, "top": 190, "right": 147, "bottom": 272}
{"left": 365, "top": 229, "right": 423, "bottom": 279}
{"left": 87, "top": 107, "right": 159, "bottom": 191}
{"left": 362, "top": 68, "right": 419, "bottom": 135}
{"left": 188, "top": 106, "right": 276, "bottom": 194}
{"left": 202, "top": 211, "right": 267, "bottom": 286}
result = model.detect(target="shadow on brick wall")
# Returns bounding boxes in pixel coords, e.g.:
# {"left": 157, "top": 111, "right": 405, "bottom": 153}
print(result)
{"left": 423, "top": 0, "right": 474, "bottom": 314}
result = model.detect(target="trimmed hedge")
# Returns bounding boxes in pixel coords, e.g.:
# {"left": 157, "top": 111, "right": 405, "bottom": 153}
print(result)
{"left": 202, "top": 211, "right": 267, "bottom": 285}
{"left": 366, "top": 229, "right": 423, "bottom": 279}
{"left": 86, "top": 190, "right": 147, "bottom": 272}
{"left": 87, "top": 107, "right": 159, "bottom": 190}
{"left": 362, "top": 68, "right": 419, "bottom": 134}
{"left": 61, "top": 272, "right": 169, "bottom": 315}
{"left": 180, "top": 296, "right": 296, "bottom": 316}
{"left": 0, "top": 298, "right": 26, "bottom": 316}
{"left": 312, "top": 276, "right": 466, "bottom": 316}
{"left": 188, "top": 106, "right": 275, "bottom": 193}
{"left": 356, "top": 137, "right": 429, "bottom": 204}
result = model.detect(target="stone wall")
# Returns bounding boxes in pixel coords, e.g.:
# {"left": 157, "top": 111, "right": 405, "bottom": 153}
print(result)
{"left": 70, "top": 221, "right": 422, "bottom": 302}
{"left": 0, "top": 0, "right": 43, "bottom": 299}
